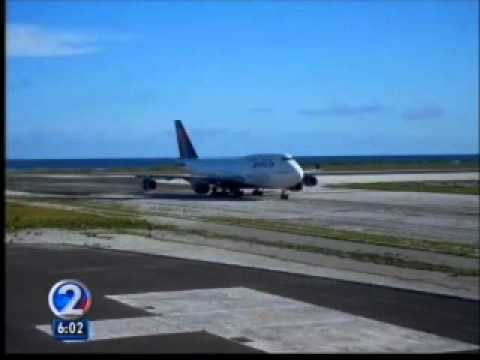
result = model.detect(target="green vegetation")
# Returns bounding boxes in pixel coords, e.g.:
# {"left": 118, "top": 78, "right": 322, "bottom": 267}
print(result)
{"left": 238, "top": 238, "right": 478, "bottom": 276}
{"left": 6, "top": 201, "right": 477, "bottom": 276}
{"left": 201, "top": 217, "right": 479, "bottom": 259}
{"left": 160, "top": 226, "right": 478, "bottom": 276}
{"left": 328, "top": 180, "right": 479, "bottom": 195}
{"left": 6, "top": 202, "right": 154, "bottom": 232}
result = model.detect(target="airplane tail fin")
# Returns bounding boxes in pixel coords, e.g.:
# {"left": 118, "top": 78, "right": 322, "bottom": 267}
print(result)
{"left": 175, "top": 120, "right": 198, "bottom": 159}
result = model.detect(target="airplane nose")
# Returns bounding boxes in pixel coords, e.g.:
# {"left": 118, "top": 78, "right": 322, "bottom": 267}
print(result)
{"left": 289, "top": 160, "right": 304, "bottom": 183}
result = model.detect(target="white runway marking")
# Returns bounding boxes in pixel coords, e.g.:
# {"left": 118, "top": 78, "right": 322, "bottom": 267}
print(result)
{"left": 36, "top": 287, "right": 478, "bottom": 353}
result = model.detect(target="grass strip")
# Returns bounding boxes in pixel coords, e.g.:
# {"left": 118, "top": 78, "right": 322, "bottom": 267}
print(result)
{"left": 6, "top": 202, "right": 477, "bottom": 276}
{"left": 328, "top": 181, "right": 479, "bottom": 195}
{"left": 6, "top": 202, "right": 154, "bottom": 232}
{"left": 201, "top": 217, "right": 479, "bottom": 259}
{"left": 163, "top": 227, "right": 478, "bottom": 277}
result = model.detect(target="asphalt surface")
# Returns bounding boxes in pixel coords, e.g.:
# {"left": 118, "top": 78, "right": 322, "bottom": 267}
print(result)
{"left": 5, "top": 243, "right": 479, "bottom": 353}
{"left": 6, "top": 174, "right": 145, "bottom": 195}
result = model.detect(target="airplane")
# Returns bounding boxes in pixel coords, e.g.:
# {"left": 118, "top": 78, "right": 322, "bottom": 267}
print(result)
{"left": 141, "top": 120, "right": 318, "bottom": 200}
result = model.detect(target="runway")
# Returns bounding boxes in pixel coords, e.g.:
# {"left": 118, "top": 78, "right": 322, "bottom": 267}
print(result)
{"left": 7, "top": 170, "right": 479, "bottom": 195}
{"left": 6, "top": 171, "right": 479, "bottom": 244}
{"left": 6, "top": 243, "right": 479, "bottom": 353}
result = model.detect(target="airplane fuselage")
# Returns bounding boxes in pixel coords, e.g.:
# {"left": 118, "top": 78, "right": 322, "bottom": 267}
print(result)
{"left": 184, "top": 153, "right": 304, "bottom": 189}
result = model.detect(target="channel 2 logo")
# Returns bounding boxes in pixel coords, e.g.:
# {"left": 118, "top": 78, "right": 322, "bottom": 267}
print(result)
{"left": 48, "top": 280, "right": 92, "bottom": 341}
{"left": 48, "top": 280, "right": 92, "bottom": 320}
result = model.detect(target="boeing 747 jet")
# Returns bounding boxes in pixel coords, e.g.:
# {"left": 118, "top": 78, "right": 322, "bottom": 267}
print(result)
{"left": 141, "top": 120, "right": 318, "bottom": 199}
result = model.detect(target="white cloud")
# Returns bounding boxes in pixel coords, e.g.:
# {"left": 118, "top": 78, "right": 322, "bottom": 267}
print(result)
{"left": 7, "top": 23, "right": 130, "bottom": 57}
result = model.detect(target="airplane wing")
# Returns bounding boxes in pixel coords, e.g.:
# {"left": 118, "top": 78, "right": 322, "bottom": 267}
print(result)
{"left": 139, "top": 174, "right": 256, "bottom": 189}
{"left": 136, "top": 174, "right": 196, "bottom": 182}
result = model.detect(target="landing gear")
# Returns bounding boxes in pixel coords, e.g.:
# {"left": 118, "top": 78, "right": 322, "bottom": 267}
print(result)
{"left": 252, "top": 189, "right": 264, "bottom": 196}
{"left": 210, "top": 186, "right": 228, "bottom": 198}
{"left": 280, "top": 190, "right": 289, "bottom": 200}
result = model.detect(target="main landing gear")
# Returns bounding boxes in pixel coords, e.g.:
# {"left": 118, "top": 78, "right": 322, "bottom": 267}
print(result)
{"left": 252, "top": 189, "right": 264, "bottom": 196}
{"left": 210, "top": 186, "right": 244, "bottom": 198}
{"left": 211, "top": 186, "right": 228, "bottom": 198}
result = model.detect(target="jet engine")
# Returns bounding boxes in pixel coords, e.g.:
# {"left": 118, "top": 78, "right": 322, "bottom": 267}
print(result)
{"left": 143, "top": 177, "right": 157, "bottom": 191}
{"left": 192, "top": 181, "right": 210, "bottom": 194}
{"left": 289, "top": 182, "right": 303, "bottom": 191}
{"left": 302, "top": 174, "right": 318, "bottom": 187}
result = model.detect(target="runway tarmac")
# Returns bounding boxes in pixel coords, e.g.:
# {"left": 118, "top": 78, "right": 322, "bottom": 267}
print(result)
{"left": 6, "top": 243, "right": 479, "bottom": 353}
{"left": 7, "top": 171, "right": 479, "bottom": 244}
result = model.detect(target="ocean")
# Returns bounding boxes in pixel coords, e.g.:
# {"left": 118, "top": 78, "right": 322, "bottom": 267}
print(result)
{"left": 6, "top": 154, "right": 479, "bottom": 170}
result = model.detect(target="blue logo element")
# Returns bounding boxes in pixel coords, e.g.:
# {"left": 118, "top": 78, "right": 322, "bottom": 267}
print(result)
{"left": 48, "top": 280, "right": 92, "bottom": 320}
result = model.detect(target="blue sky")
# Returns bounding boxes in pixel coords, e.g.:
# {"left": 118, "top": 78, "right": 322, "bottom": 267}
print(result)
{"left": 7, "top": 0, "right": 479, "bottom": 158}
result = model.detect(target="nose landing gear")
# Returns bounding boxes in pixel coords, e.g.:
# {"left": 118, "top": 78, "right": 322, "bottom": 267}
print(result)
{"left": 280, "top": 190, "right": 289, "bottom": 200}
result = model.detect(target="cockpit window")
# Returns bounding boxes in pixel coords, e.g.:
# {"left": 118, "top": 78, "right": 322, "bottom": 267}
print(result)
{"left": 282, "top": 154, "right": 293, "bottom": 161}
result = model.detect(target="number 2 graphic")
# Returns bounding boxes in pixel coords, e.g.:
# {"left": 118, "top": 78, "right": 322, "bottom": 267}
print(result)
{"left": 58, "top": 283, "right": 83, "bottom": 317}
